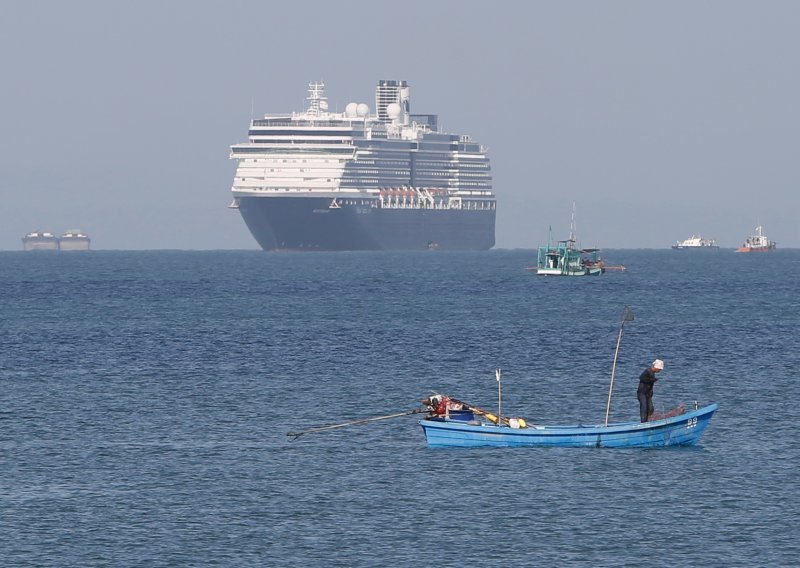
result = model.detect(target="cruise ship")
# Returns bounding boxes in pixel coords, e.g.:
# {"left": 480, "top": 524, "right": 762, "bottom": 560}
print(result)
{"left": 229, "top": 80, "right": 496, "bottom": 251}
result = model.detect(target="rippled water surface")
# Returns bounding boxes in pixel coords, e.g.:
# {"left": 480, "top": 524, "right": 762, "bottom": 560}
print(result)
{"left": 1, "top": 249, "right": 798, "bottom": 566}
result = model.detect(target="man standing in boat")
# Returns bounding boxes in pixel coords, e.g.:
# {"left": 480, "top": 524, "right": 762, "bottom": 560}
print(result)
{"left": 638, "top": 359, "right": 664, "bottom": 422}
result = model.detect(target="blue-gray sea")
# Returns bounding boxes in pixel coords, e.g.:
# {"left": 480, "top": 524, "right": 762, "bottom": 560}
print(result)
{"left": 1, "top": 249, "right": 798, "bottom": 567}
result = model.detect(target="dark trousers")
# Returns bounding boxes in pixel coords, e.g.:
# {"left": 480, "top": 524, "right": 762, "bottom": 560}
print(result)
{"left": 638, "top": 392, "right": 654, "bottom": 422}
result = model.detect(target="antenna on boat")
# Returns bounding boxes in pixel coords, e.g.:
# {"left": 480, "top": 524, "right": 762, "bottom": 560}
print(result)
{"left": 496, "top": 368, "right": 502, "bottom": 426}
{"left": 569, "top": 201, "right": 577, "bottom": 244}
{"left": 604, "top": 306, "right": 634, "bottom": 426}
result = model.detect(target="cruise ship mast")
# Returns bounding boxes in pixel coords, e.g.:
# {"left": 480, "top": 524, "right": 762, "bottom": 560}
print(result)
{"left": 305, "top": 81, "right": 328, "bottom": 117}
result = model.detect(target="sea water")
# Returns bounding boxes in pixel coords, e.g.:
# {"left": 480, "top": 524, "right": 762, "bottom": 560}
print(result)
{"left": 1, "top": 249, "right": 798, "bottom": 566}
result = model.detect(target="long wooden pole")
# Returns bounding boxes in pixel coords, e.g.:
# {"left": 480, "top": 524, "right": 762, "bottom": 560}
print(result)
{"left": 287, "top": 409, "right": 422, "bottom": 440}
{"left": 496, "top": 368, "right": 502, "bottom": 426}
{"left": 605, "top": 307, "right": 633, "bottom": 426}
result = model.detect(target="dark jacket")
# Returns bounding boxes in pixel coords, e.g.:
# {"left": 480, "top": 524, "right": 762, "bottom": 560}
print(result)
{"left": 637, "top": 368, "right": 658, "bottom": 397}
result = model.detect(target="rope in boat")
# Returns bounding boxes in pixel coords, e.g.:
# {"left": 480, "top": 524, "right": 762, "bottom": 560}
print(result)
{"left": 287, "top": 408, "right": 424, "bottom": 440}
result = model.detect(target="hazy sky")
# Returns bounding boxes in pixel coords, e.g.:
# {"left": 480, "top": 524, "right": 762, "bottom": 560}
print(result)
{"left": 2, "top": 1, "right": 798, "bottom": 250}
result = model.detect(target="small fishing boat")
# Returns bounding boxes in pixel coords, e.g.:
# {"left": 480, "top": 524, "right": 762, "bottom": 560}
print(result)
{"left": 419, "top": 307, "right": 718, "bottom": 449}
{"left": 534, "top": 240, "right": 605, "bottom": 276}
{"left": 419, "top": 402, "right": 718, "bottom": 448}
{"left": 288, "top": 308, "right": 717, "bottom": 449}
{"left": 530, "top": 203, "right": 609, "bottom": 276}
{"left": 736, "top": 225, "right": 776, "bottom": 253}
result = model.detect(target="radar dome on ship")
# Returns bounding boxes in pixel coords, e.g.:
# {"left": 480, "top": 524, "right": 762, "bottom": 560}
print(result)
{"left": 345, "top": 102, "right": 358, "bottom": 117}
{"left": 356, "top": 103, "right": 369, "bottom": 117}
{"left": 386, "top": 102, "right": 402, "bottom": 119}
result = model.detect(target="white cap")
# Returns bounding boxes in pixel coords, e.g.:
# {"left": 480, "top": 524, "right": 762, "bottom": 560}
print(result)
{"left": 652, "top": 359, "right": 665, "bottom": 370}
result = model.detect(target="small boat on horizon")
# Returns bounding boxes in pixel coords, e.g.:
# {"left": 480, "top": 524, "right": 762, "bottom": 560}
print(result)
{"left": 532, "top": 238, "right": 605, "bottom": 276}
{"left": 59, "top": 230, "right": 91, "bottom": 251}
{"left": 530, "top": 203, "right": 611, "bottom": 276}
{"left": 672, "top": 235, "right": 719, "bottom": 250}
{"left": 736, "top": 225, "right": 776, "bottom": 253}
{"left": 22, "top": 231, "right": 59, "bottom": 251}
{"left": 22, "top": 230, "right": 91, "bottom": 251}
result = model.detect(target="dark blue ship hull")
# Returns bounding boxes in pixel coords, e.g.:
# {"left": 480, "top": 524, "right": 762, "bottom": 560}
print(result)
{"left": 237, "top": 196, "right": 496, "bottom": 251}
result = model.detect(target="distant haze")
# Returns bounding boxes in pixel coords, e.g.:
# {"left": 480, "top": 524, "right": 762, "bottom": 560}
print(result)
{"left": 2, "top": 1, "right": 798, "bottom": 250}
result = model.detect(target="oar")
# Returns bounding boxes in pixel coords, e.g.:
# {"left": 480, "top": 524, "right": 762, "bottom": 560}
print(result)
{"left": 287, "top": 408, "right": 424, "bottom": 440}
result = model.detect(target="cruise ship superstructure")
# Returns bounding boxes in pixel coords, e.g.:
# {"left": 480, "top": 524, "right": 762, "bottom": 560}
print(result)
{"left": 229, "top": 80, "right": 496, "bottom": 251}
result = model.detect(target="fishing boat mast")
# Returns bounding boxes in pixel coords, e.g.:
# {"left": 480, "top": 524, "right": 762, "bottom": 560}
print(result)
{"left": 568, "top": 201, "right": 577, "bottom": 248}
{"left": 605, "top": 306, "right": 634, "bottom": 426}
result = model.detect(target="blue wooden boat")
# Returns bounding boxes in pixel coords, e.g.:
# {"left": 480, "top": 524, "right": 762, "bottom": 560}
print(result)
{"left": 420, "top": 402, "right": 718, "bottom": 448}
{"left": 420, "top": 308, "right": 718, "bottom": 449}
